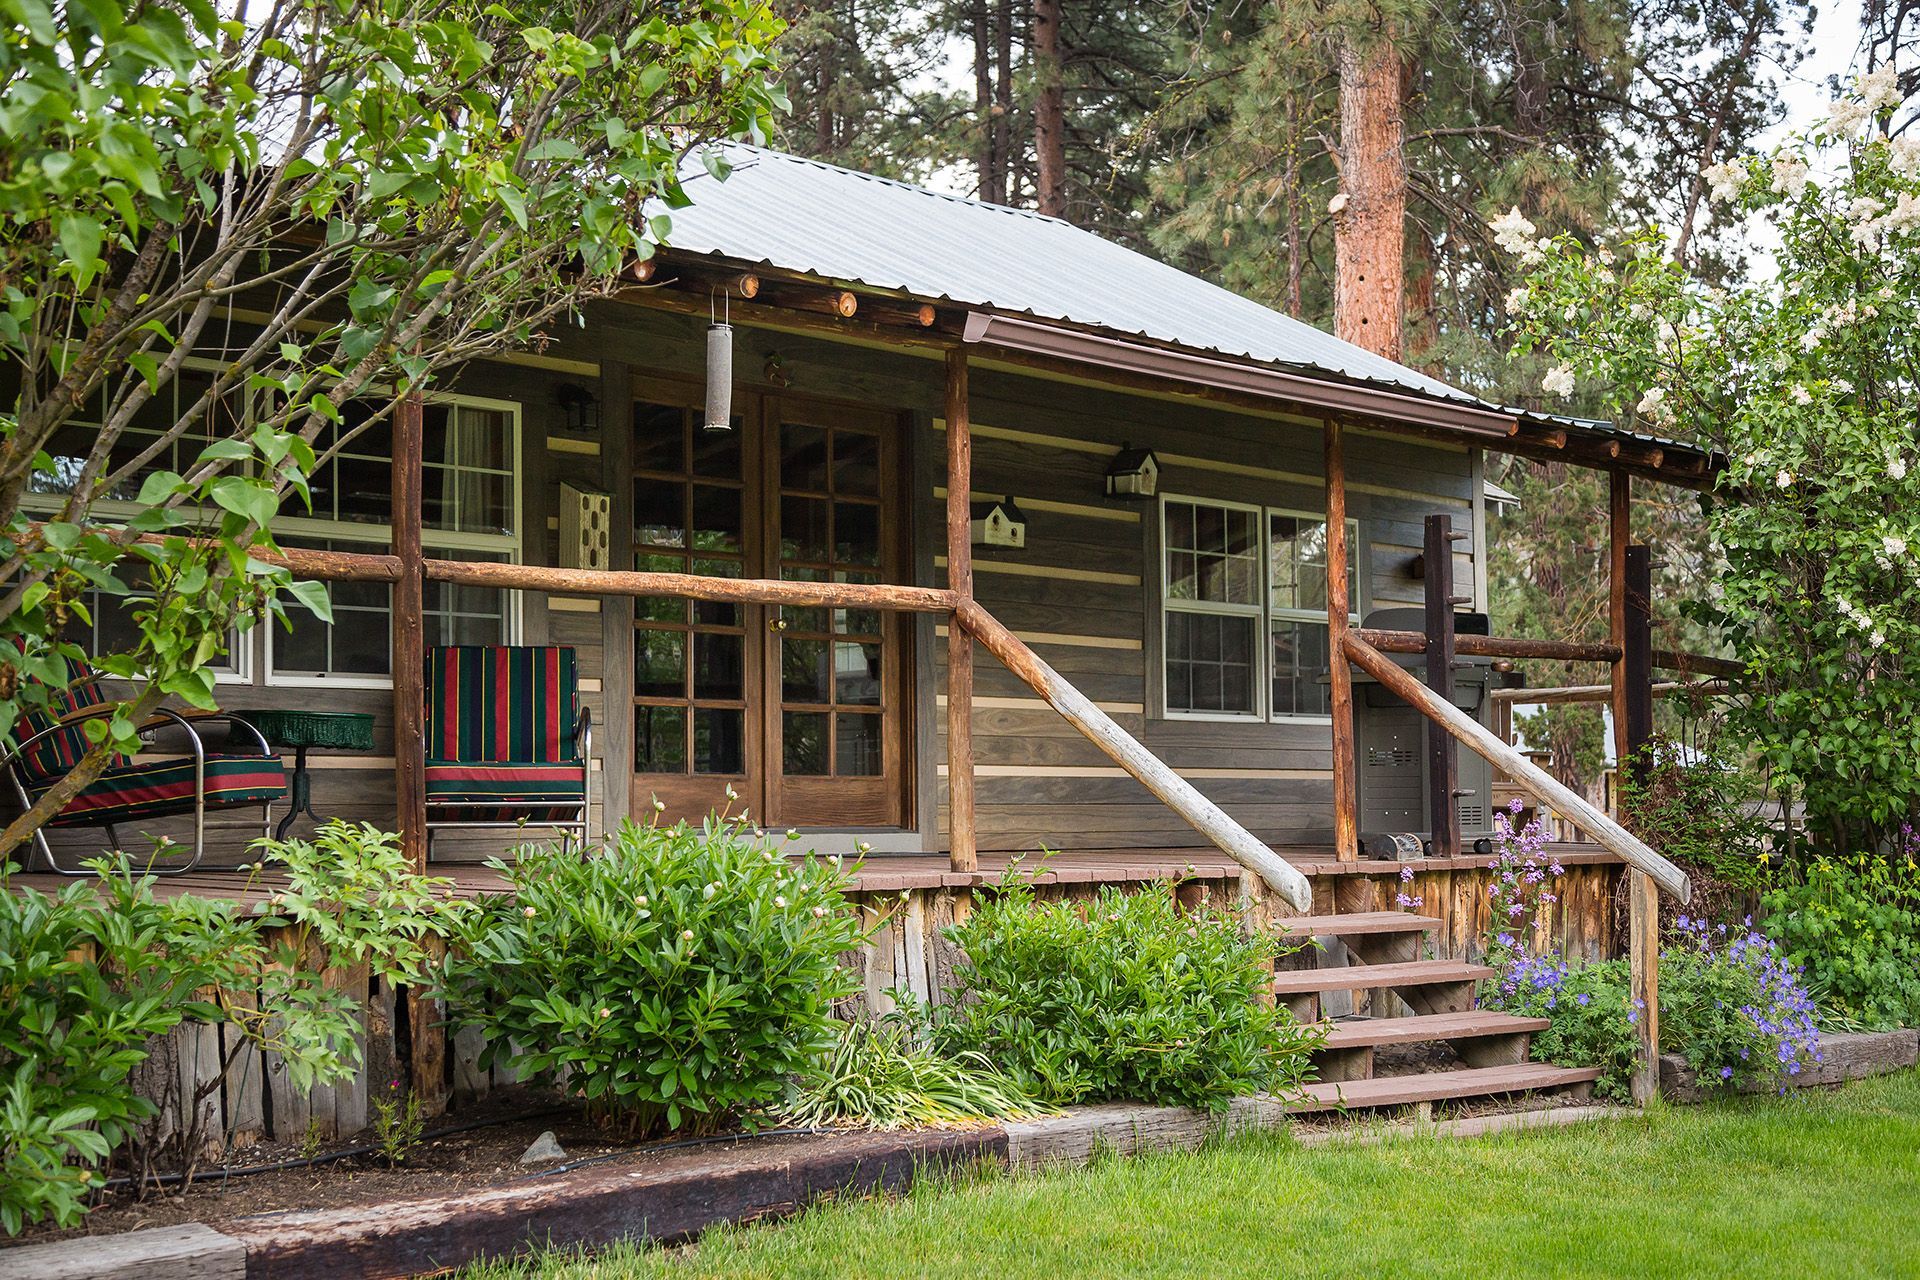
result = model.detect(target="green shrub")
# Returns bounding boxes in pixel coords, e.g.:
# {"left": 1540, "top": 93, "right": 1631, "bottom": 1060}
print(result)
{"left": 1621, "top": 735, "right": 1772, "bottom": 901}
{"left": 930, "top": 877, "right": 1322, "bottom": 1112}
{"left": 439, "top": 818, "right": 869, "bottom": 1139}
{"left": 0, "top": 849, "right": 394, "bottom": 1235}
{"left": 786, "top": 1015, "right": 1053, "bottom": 1130}
{"left": 1761, "top": 853, "right": 1920, "bottom": 1030}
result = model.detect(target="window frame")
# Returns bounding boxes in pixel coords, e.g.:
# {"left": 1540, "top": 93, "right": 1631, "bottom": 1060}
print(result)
{"left": 261, "top": 391, "right": 524, "bottom": 689}
{"left": 1156, "top": 495, "right": 1267, "bottom": 722}
{"left": 15, "top": 356, "right": 255, "bottom": 684}
{"left": 1155, "top": 494, "right": 1362, "bottom": 725}
{"left": 1263, "top": 505, "right": 1360, "bottom": 724}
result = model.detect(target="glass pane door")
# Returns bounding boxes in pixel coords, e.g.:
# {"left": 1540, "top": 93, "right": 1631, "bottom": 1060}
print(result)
{"left": 765, "top": 406, "right": 905, "bottom": 827}
{"left": 630, "top": 394, "right": 759, "bottom": 818}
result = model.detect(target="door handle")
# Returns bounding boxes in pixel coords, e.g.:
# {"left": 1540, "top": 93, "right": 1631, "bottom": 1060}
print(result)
{"left": 769, "top": 616, "right": 789, "bottom": 632}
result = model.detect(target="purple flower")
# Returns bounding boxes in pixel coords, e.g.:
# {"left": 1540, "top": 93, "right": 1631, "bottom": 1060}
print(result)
{"left": 1576, "top": 993, "right": 1591, "bottom": 1006}
{"left": 1720, "top": 1066, "right": 1734, "bottom": 1080}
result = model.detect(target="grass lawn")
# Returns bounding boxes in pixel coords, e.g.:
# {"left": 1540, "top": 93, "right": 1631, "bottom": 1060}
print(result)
{"left": 469, "top": 1071, "right": 1920, "bottom": 1279}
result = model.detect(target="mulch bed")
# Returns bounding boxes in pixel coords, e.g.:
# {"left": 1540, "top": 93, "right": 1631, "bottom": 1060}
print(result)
{"left": 3, "top": 1092, "right": 700, "bottom": 1249}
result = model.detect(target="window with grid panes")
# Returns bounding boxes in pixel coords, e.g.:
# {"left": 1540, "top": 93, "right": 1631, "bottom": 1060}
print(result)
{"left": 1159, "top": 497, "right": 1359, "bottom": 721}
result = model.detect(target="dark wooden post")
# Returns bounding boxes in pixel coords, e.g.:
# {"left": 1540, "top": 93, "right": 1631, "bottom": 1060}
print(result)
{"left": 945, "top": 349, "right": 977, "bottom": 874}
{"left": 1608, "top": 472, "right": 1631, "bottom": 781}
{"left": 393, "top": 392, "right": 427, "bottom": 869}
{"left": 1422, "top": 513, "right": 1460, "bottom": 859}
{"left": 1623, "top": 545, "right": 1655, "bottom": 779}
{"left": 1325, "top": 420, "right": 1357, "bottom": 861}
{"left": 1609, "top": 472, "right": 1659, "bottom": 1104}
{"left": 392, "top": 390, "right": 444, "bottom": 1113}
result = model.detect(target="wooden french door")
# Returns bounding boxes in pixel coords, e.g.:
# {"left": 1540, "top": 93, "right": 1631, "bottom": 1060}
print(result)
{"left": 629, "top": 377, "right": 909, "bottom": 829}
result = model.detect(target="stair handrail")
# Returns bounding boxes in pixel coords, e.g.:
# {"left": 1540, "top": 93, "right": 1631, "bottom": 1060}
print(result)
{"left": 1341, "top": 630, "right": 1692, "bottom": 904}
{"left": 955, "top": 598, "right": 1316, "bottom": 912}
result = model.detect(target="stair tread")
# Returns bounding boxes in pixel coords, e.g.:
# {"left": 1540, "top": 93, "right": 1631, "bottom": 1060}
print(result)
{"left": 1274, "top": 911, "right": 1439, "bottom": 937}
{"left": 1272, "top": 959, "right": 1494, "bottom": 995}
{"left": 1317, "top": 1011, "right": 1550, "bottom": 1049}
{"left": 1290, "top": 1063, "right": 1604, "bottom": 1111}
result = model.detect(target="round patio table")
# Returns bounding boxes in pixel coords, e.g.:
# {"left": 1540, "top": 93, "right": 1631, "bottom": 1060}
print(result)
{"left": 239, "top": 709, "right": 377, "bottom": 839}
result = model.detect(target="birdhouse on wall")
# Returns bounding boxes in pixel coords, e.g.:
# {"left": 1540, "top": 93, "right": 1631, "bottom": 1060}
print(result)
{"left": 560, "top": 483, "right": 612, "bottom": 571}
{"left": 1104, "top": 444, "right": 1159, "bottom": 500}
{"left": 970, "top": 496, "right": 1028, "bottom": 549}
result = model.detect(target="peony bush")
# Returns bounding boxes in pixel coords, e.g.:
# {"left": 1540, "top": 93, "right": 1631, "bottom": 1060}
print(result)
{"left": 440, "top": 815, "right": 869, "bottom": 1139}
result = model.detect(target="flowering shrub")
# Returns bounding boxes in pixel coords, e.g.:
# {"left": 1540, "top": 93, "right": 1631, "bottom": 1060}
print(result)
{"left": 439, "top": 817, "right": 868, "bottom": 1139}
{"left": 1761, "top": 849, "right": 1920, "bottom": 1029}
{"left": 1497, "top": 67, "right": 1920, "bottom": 848}
{"left": 1481, "top": 799, "right": 1564, "bottom": 972}
{"left": 929, "top": 876, "right": 1324, "bottom": 1112}
{"left": 1483, "top": 905, "right": 1824, "bottom": 1100}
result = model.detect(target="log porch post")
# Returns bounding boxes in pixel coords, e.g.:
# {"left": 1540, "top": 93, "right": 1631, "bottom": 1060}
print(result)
{"left": 945, "top": 349, "right": 977, "bottom": 873}
{"left": 1422, "top": 513, "right": 1461, "bottom": 859}
{"left": 1610, "top": 471, "right": 1659, "bottom": 1103}
{"left": 1326, "top": 420, "right": 1358, "bottom": 860}
{"left": 393, "top": 388, "right": 445, "bottom": 1114}
{"left": 393, "top": 391, "right": 427, "bottom": 871}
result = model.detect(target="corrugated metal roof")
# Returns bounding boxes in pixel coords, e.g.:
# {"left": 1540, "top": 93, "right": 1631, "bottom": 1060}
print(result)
{"left": 662, "top": 144, "right": 1480, "bottom": 408}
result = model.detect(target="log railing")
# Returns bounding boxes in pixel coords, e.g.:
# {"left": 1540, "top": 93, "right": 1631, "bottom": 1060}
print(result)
{"left": 260, "top": 545, "right": 1319, "bottom": 912}
{"left": 1340, "top": 629, "right": 1692, "bottom": 901}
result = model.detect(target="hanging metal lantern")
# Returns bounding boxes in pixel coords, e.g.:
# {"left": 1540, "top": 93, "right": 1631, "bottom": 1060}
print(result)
{"left": 704, "top": 291, "right": 734, "bottom": 433}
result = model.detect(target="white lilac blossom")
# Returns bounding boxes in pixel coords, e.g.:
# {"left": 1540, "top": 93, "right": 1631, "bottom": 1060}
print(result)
{"left": 1891, "top": 455, "right": 1910, "bottom": 481}
{"left": 1859, "top": 64, "right": 1902, "bottom": 114}
{"left": 1770, "top": 153, "right": 1813, "bottom": 195}
{"left": 1490, "top": 206, "right": 1537, "bottom": 255}
{"left": 1541, "top": 364, "right": 1576, "bottom": 398}
{"left": 1703, "top": 160, "right": 1745, "bottom": 204}
{"left": 1822, "top": 96, "right": 1873, "bottom": 138}
{"left": 1505, "top": 286, "right": 1531, "bottom": 314}
{"left": 1327, "top": 192, "right": 1350, "bottom": 214}
{"left": 1775, "top": 468, "right": 1794, "bottom": 488}
{"left": 1635, "top": 387, "right": 1667, "bottom": 418}
{"left": 1789, "top": 384, "right": 1812, "bottom": 405}
{"left": 1891, "top": 135, "right": 1920, "bottom": 179}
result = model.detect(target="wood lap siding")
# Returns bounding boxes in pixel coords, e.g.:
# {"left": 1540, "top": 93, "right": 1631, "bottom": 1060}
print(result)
{"left": 6, "top": 302, "right": 1477, "bottom": 862}
{"left": 925, "top": 369, "right": 1477, "bottom": 852}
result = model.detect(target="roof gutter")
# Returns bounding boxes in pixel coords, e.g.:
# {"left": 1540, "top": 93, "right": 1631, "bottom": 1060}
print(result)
{"left": 961, "top": 312, "right": 1518, "bottom": 439}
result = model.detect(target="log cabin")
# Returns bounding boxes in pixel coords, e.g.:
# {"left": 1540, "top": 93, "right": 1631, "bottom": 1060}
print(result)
{"left": 7, "top": 144, "right": 1731, "bottom": 1124}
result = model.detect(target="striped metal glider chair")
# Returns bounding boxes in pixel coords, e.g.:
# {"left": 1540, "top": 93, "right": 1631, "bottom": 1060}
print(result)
{"left": 423, "top": 645, "right": 591, "bottom": 853}
{"left": 2, "top": 661, "right": 285, "bottom": 875}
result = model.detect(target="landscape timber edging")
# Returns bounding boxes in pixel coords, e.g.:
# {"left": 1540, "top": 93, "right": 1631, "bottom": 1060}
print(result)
{"left": 1658, "top": 1028, "right": 1918, "bottom": 1104}
{"left": 0, "top": 1096, "right": 1638, "bottom": 1280}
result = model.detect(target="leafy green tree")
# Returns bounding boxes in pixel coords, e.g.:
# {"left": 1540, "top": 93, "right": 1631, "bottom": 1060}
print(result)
{"left": 1502, "top": 68, "right": 1920, "bottom": 849}
{"left": 0, "top": 0, "right": 784, "bottom": 859}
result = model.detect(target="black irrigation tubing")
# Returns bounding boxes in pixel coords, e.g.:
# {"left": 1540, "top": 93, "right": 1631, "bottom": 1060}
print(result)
{"left": 97, "top": 1106, "right": 573, "bottom": 1192}
{"left": 515, "top": 1126, "right": 840, "bottom": 1180}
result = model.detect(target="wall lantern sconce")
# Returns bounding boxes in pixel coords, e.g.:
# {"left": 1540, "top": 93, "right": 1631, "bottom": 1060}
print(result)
{"left": 1104, "top": 444, "right": 1159, "bottom": 500}
{"left": 970, "top": 496, "right": 1028, "bottom": 549}
{"left": 554, "top": 382, "right": 599, "bottom": 436}
{"left": 704, "top": 291, "right": 734, "bottom": 434}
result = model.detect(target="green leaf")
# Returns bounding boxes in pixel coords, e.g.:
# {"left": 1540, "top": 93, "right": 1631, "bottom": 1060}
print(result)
{"left": 207, "top": 476, "right": 278, "bottom": 528}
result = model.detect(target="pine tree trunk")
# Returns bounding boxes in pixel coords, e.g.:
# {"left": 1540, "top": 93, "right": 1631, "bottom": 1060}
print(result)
{"left": 1333, "top": 33, "right": 1406, "bottom": 361}
{"left": 1284, "top": 92, "right": 1304, "bottom": 318}
{"left": 1033, "top": 0, "right": 1066, "bottom": 217}
{"left": 973, "top": 1, "right": 1000, "bottom": 203}
{"left": 994, "top": 0, "right": 1015, "bottom": 203}
{"left": 816, "top": 63, "right": 834, "bottom": 155}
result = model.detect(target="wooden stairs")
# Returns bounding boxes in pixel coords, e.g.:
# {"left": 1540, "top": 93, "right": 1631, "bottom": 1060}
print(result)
{"left": 1272, "top": 911, "right": 1601, "bottom": 1113}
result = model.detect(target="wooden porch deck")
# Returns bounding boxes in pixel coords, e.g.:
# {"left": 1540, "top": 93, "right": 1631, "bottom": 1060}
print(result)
{"left": 4, "top": 843, "right": 1623, "bottom": 907}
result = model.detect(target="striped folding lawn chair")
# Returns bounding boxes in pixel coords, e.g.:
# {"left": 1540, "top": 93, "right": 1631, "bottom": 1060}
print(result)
{"left": 2, "top": 660, "right": 284, "bottom": 875}
{"left": 423, "top": 645, "right": 592, "bottom": 854}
